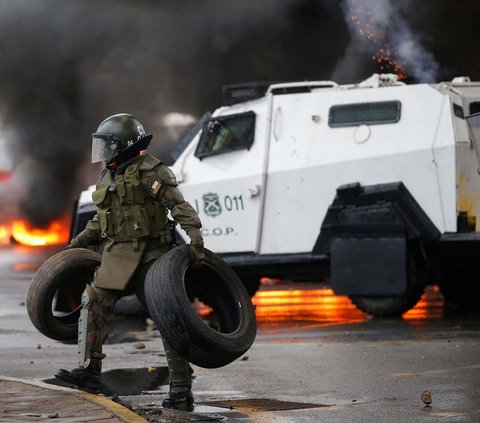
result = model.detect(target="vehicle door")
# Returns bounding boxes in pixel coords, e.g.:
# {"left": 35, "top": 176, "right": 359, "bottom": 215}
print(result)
{"left": 174, "top": 106, "right": 267, "bottom": 254}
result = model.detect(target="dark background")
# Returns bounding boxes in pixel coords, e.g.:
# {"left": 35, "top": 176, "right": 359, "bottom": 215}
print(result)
{"left": 0, "top": 0, "right": 479, "bottom": 226}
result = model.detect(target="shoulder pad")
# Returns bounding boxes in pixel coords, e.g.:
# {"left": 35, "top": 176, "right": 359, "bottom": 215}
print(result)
{"left": 139, "top": 154, "right": 162, "bottom": 171}
{"left": 156, "top": 164, "right": 178, "bottom": 186}
{"left": 97, "top": 168, "right": 113, "bottom": 187}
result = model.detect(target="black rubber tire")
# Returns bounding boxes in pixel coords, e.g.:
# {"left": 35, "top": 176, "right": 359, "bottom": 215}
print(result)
{"left": 26, "top": 248, "right": 101, "bottom": 342}
{"left": 439, "top": 283, "right": 480, "bottom": 308}
{"left": 144, "top": 245, "right": 257, "bottom": 369}
{"left": 438, "top": 255, "right": 480, "bottom": 308}
{"left": 235, "top": 273, "right": 261, "bottom": 297}
{"left": 349, "top": 288, "right": 425, "bottom": 317}
{"left": 349, "top": 251, "right": 427, "bottom": 317}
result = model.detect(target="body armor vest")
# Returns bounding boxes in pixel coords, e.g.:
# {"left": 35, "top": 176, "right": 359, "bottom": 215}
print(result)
{"left": 92, "top": 156, "right": 169, "bottom": 247}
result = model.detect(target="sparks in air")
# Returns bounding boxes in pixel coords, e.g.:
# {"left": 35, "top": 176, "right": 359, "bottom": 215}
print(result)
{"left": 348, "top": 0, "right": 408, "bottom": 80}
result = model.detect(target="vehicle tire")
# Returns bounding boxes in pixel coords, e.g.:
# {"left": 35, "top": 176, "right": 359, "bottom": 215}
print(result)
{"left": 349, "top": 251, "right": 427, "bottom": 317}
{"left": 27, "top": 248, "right": 101, "bottom": 342}
{"left": 438, "top": 255, "right": 480, "bottom": 308}
{"left": 144, "top": 245, "right": 257, "bottom": 369}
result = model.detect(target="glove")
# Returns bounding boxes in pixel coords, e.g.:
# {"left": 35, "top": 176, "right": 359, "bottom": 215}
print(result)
{"left": 190, "top": 243, "right": 205, "bottom": 267}
{"left": 64, "top": 237, "right": 83, "bottom": 250}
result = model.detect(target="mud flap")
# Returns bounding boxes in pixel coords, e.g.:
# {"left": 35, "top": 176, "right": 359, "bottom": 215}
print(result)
{"left": 330, "top": 237, "right": 407, "bottom": 296}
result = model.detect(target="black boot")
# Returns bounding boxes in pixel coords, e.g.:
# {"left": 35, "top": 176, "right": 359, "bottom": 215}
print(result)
{"left": 55, "top": 366, "right": 101, "bottom": 393}
{"left": 162, "top": 392, "right": 194, "bottom": 412}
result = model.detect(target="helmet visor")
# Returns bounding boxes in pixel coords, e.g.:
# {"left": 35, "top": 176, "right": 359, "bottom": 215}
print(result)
{"left": 91, "top": 134, "right": 118, "bottom": 163}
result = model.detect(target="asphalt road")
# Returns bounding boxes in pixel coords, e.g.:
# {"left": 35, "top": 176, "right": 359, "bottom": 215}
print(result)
{"left": 1, "top": 244, "right": 480, "bottom": 422}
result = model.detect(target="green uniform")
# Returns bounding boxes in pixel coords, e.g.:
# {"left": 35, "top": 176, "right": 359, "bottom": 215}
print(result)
{"left": 72, "top": 153, "right": 203, "bottom": 396}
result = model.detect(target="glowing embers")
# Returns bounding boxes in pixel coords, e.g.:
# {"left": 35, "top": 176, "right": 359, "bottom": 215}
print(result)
{"left": 5, "top": 217, "right": 71, "bottom": 246}
{"left": 371, "top": 46, "right": 408, "bottom": 80}
{"left": 252, "top": 284, "right": 444, "bottom": 326}
{"left": 403, "top": 286, "right": 444, "bottom": 321}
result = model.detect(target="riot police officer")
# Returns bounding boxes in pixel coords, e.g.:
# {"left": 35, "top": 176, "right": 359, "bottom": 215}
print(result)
{"left": 56, "top": 113, "right": 204, "bottom": 411}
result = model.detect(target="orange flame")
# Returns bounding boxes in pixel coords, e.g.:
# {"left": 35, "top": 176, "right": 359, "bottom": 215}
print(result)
{"left": 403, "top": 286, "right": 444, "bottom": 321}
{"left": 193, "top": 284, "right": 443, "bottom": 327}
{"left": 0, "top": 225, "right": 9, "bottom": 245}
{"left": 5, "top": 217, "right": 71, "bottom": 246}
{"left": 252, "top": 287, "right": 366, "bottom": 326}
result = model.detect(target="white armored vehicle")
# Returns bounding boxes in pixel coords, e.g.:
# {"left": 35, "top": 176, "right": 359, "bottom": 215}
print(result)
{"left": 72, "top": 74, "right": 480, "bottom": 316}
{"left": 167, "top": 73, "right": 480, "bottom": 316}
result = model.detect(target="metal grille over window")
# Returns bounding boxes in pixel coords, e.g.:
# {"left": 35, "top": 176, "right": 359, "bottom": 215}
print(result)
{"left": 329, "top": 101, "right": 401, "bottom": 127}
{"left": 195, "top": 111, "right": 256, "bottom": 158}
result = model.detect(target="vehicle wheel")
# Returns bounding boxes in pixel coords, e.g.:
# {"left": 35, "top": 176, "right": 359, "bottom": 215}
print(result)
{"left": 26, "top": 248, "right": 101, "bottom": 342}
{"left": 144, "top": 245, "right": 257, "bottom": 369}
{"left": 438, "top": 255, "right": 480, "bottom": 307}
{"left": 349, "top": 251, "right": 427, "bottom": 317}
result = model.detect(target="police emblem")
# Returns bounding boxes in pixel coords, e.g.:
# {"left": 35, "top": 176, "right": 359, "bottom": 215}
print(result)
{"left": 203, "top": 193, "right": 222, "bottom": 217}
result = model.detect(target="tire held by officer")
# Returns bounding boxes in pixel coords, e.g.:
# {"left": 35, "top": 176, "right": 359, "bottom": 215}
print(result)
{"left": 55, "top": 113, "right": 205, "bottom": 411}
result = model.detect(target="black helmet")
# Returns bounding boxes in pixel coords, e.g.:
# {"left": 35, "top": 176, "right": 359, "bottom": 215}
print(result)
{"left": 91, "top": 113, "right": 152, "bottom": 167}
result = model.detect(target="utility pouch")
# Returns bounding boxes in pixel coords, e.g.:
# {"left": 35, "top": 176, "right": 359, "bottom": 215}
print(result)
{"left": 118, "top": 205, "right": 151, "bottom": 240}
{"left": 125, "top": 182, "right": 135, "bottom": 204}
{"left": 132, "top": 179, "right": 145, "bottom": 204}
{"left": 122, "top": 162, "right": 145, "bottom": 205}
{"left": 116, "top": 179, "right": 126, "bottom": 198}
{"left": 92, "top": 186, "right": 110, "bottom": 208}
{"left": 97, "top": 208, "right": 114, "bottom": 237}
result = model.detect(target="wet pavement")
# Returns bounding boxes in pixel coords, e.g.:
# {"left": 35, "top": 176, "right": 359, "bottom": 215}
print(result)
{"left": 0, "top": 244, "right": 480, "bottom": 422}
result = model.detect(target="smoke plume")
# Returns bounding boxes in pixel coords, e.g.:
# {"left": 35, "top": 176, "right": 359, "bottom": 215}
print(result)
{"left": 0, "top": 0, "right": 300, "bottom": 227}
{"left": 333, "top": 0, "right": 440, "bottom": 82}
{"left": 0, "top": 0, "right": 479, "bottom": 228}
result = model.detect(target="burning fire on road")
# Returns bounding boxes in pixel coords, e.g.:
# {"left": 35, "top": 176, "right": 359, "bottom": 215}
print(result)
{"left": 0, "top": 171, "right": 10, "bottom": 182}
{"left": 0, "top": 216, "right": 70, "bottom": 247}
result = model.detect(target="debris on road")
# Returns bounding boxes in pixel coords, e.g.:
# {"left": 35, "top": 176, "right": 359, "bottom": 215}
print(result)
{"left": 421, "top": 390, "right": 432, "bottom": 406}
{"left": 133, "top": 342, "right": 146, "bottom": 350}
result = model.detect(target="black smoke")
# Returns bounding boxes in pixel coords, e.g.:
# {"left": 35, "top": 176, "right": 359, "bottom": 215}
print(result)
{"left": 0, "top": 0, "right": 479, "bottom": 226}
